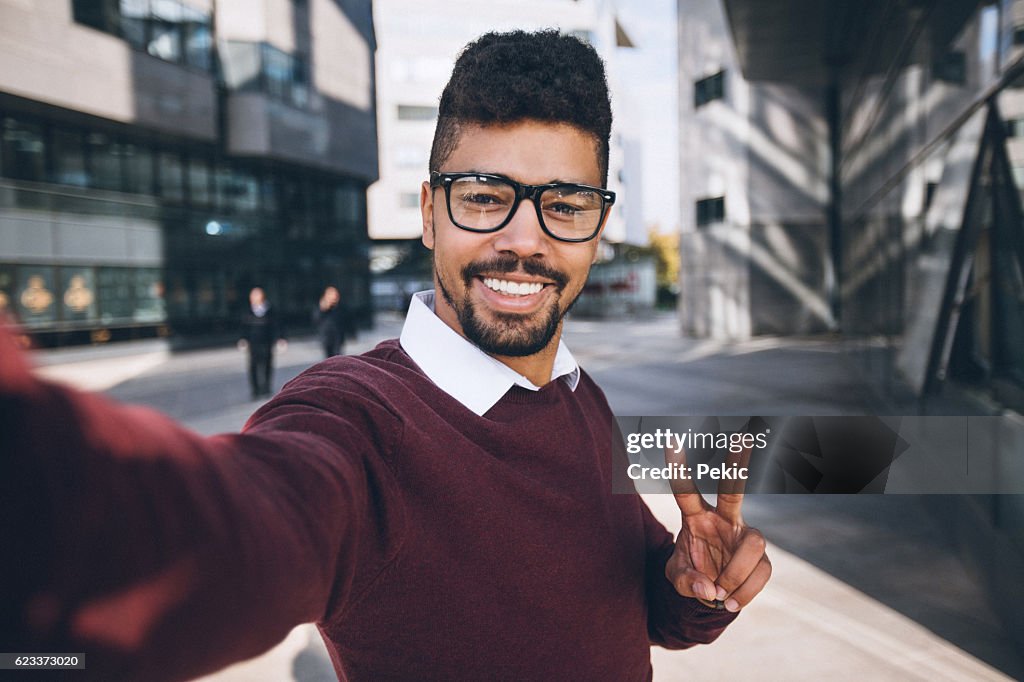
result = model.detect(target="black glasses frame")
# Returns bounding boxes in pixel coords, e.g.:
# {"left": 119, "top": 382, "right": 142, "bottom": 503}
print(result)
{"left": 429, "top": 171, "right": 616, "bottom": 243}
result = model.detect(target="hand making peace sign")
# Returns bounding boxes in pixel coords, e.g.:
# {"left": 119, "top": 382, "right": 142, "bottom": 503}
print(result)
{"left": 664, "top": 444, "right": 771, "bottom": 612}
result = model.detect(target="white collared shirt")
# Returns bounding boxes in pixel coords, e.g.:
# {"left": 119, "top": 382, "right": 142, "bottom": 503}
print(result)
{"left": 399, "top": 290, "right": 580, "bottom": 416}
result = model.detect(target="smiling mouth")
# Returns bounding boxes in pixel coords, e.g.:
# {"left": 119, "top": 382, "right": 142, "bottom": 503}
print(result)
{"left": 480, "top": 277, "right": 548, "bottom": 297}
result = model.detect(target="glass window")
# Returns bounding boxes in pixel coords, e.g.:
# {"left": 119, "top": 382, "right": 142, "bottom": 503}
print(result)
{"left": 97, "top": 267, "right": 136, "bottom": 322}
{"left": 220, "top": 167, "right": 259, "bottom": 212}
{"left": 397, "top": 105, "right": 438, "bottom": 121}
{"left": 148, "top": 0, "right": 183, "bottom": 63}
{"left": 695, "top": 196, "right": 725, "bottom": 226}
{"left": 257, "top": 44, "right": 309, "bottom": 106}
{"left": 120, "top": 0, "right": 149, "bottom": 49}
{"left": 334, "top": 183, "right": 363, "bottom": 224}
{"left": 0, "top": 265, "right": 14, "bottom": 317}
{"left": 52, "top": 129, "right": 88, "bottom": 187}
{"left": 158, "top": 149, "right": 184, "bottom": 201}
{"left": 291, "top": 54, "right": 310, "bottom": 107}
{"left": 1, "top": 117, "right": 46, "bottom": 182}
{"left": 133, "top": 268, "right": 166, "bottom": 322}
{"left": 73, "top": 0, "right": 119, "bottom": 32}
{"left": 214, "top": 164, "right": 233, "bottom": 210}
{"left": 1012, "top": 166, "right": 1024, "bottom": 188}
{"left": 933, "top": 51, "right": 966, "bottom": 84}
{"left": 260, "top": 176, "right": 279, "bottom": 213}
{"left": 694, "top": 71, "right": 725, "bottom": 108}
{"left": 188, "top": 156, "right": 211, "bottom": 205}
{"left": 281, "top": 176, "right": 312, "bottom": 238}
{"left": 182, "top": 4, "right": 212, "bottom": 71}
{"left": 165, "top": 271, "right": 191, "bottom": 318}
{"left": 15, "top": 265, "right": 58, "bottom": 327}
{"left": 86, "top": 132, "right": 124, "bottom": 191}
{"left": 122, "top": 142, "right": 154, "bottom": 194}
{"left": 193, "top": 271, "right": 224, "bottom": 318}
{"left": 262, "top": 44, "right": 291, "bottom": 100}
{"left": 61, "top": 267, "right": 98, "bottom": 323}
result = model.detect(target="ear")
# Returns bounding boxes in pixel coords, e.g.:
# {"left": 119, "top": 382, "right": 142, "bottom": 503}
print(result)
{"left": 420, "top": 181, "right": 435, "bottom": 250}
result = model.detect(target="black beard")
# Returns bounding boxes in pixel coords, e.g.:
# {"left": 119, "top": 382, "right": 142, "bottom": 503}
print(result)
{"left": 437, "top": 254, "right": 574, "bottom": 358}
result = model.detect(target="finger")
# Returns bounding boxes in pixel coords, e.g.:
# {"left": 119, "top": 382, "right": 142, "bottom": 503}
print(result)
{"left": 716, "top": 443, "right": 752, "bottom": 523}
{"left": 722, "top": 555, "right": 772, "bottom": 612}
{"left": 664, "top": 445, "right": 705, "bottom": 517}
{"left": 713, "top": 528, "right": 767, "bottom": 600}
{"left": 665, "top": 562, "right": 717, "bottom": 603}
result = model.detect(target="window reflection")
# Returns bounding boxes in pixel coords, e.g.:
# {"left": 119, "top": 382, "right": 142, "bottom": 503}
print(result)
{"left": 52, "top": 130, "right": 87, "bottom": 187}
{"left": 71, "top": 0, "right": 212, "bottom": 72}
{"left": 1, "top": 117, "right": 46, "bottom": 182}
{"left": 86, "top": 133, "right": 124, "bottom": 191}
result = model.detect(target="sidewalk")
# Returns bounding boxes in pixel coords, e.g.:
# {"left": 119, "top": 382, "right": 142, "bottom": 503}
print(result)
{"left": 29, "top": 312, "right": 1023, "bottom": 681}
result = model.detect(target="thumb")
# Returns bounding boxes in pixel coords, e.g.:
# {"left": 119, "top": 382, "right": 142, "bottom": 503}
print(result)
{"left": 666, "top": 560, "right": 717, "bottom": 602}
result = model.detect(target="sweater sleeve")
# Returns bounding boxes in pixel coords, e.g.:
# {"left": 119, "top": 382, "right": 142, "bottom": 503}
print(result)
{"left": 642, "top": 500, "right": 739, "bottom": 649}
{"left": 0, "top": 327, "right": 404, "bottom": 681}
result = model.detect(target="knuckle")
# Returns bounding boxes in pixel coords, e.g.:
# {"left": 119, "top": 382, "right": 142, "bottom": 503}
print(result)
{"left": 746, "top": 530, "right": 767, "bottom": 554}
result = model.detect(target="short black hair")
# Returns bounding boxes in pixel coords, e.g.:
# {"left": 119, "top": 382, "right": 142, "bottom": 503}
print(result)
{"left": 429, "top": 30, "right": 613, "bottom": 185}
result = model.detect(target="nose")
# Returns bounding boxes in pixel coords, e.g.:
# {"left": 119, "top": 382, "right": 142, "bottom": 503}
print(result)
{"left": 491, "top": 197, "right": 549, "bottom": 259}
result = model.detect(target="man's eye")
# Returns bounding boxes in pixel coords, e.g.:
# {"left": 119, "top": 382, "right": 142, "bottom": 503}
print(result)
{"left": 546, "top": 202, "right": 580, "bottom": 215}
{"left": 462, "top": 193, "right": 505, "bottom": 205}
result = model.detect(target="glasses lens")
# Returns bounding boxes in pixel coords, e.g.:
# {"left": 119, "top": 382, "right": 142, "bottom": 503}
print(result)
{"left": 539, "top": 186, "right": 605, "bottom": 240}
{"left": 448, "top": 175, "right": 516, "bottom": 231}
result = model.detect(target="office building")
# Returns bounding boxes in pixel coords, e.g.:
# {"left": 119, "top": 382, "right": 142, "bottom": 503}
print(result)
{"left": 368, "top": 0, "right": 638, "bottom": 244}
{"left": 678, "top": 0, "right": 1024, "bottom": 648}
{"left": 0, "top": 0, "right": 377, "bottom": 346}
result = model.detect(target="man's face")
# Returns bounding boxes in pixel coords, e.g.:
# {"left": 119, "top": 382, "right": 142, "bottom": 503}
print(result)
{"left": 421, "top": 120, "right": 608, "bottom": 357}
{"left": 250, "top": 287, "right": 265, "bottom": 307}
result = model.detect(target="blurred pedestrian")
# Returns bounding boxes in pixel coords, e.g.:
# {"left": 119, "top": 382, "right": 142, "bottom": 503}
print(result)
{"left": 238, "top": 286, "right": 286, "bottom": 398}
{"left": 313, "top": 285, "right": 346, "bottom": 358}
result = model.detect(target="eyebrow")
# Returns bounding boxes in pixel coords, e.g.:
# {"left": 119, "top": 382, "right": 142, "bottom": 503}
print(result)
{"left": 463, "top": 169, "right": 585, "bottom": 185}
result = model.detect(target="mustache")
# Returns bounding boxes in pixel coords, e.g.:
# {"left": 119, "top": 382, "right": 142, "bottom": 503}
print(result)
{"left": 461, "top": 254, "right": 569, "bottom": 289}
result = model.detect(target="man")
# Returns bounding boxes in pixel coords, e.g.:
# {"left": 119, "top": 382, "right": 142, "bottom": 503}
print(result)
{"left": 239, "top": 286, "right": 285, "bottom": 398}
{"left": 313, "top": 285, "right": 346, "bottom": 358}
{"left": 0, "top": 31, "right": 769, "bottom": 681}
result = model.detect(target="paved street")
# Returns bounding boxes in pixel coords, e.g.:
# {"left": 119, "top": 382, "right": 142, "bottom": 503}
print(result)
{"left": 30, "top": 313, "right": 1024, "bottom": 681}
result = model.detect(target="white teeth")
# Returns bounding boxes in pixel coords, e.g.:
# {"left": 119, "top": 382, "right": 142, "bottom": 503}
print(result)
{"left": 482, "top": 278, "right": 544, "bottom": 296}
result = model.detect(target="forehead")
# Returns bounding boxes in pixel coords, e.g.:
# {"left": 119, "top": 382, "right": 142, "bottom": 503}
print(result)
{"left": 442, "top": 120, "right": 602, "bottom": 186}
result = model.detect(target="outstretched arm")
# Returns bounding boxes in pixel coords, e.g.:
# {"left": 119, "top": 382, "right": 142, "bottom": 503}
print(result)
{"left": 0, "top": 324, "right": 403, "bottom": 681}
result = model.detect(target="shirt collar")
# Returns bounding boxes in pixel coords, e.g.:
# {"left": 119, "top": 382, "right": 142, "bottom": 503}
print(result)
{"left": 399, "top": 290, "right": 580, "bottom": 416}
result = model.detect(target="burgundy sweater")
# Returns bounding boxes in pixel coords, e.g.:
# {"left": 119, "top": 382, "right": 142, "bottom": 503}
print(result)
{"left": 2, "top": 338, "right": 736, "bottom": 681}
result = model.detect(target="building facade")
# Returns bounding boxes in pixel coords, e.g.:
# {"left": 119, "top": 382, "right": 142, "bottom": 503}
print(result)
{"left": 678, "top": 0, "right": 1024, "bottom": 649}
{"left": 0, "top": 0, "right": 377, "bottom": 346}
{"left": 367, "top": 0, "right": 638, "bottom": 244}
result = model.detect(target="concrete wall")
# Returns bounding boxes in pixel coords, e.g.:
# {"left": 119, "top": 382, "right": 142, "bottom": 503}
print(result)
{"left": 678, "top": 0, "right": 830, "bottom": 339}
{"left": 0, "top": 0, "right": 216, "bottom": 141}
{"left": 218, "top": 0, "right": 379, "bottom": 181}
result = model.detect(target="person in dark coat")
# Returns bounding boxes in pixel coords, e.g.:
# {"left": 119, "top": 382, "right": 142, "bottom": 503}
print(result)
{"left": 239, "top": 286, "right": 285, "bottom": 398}
{"left": 313, "top": 285, "right": 346, "bottom": 358}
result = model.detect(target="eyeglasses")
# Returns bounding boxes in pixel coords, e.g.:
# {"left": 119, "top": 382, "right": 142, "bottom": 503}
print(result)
{"left": 429, "top": 171, "right": 615, "bottom": 243}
